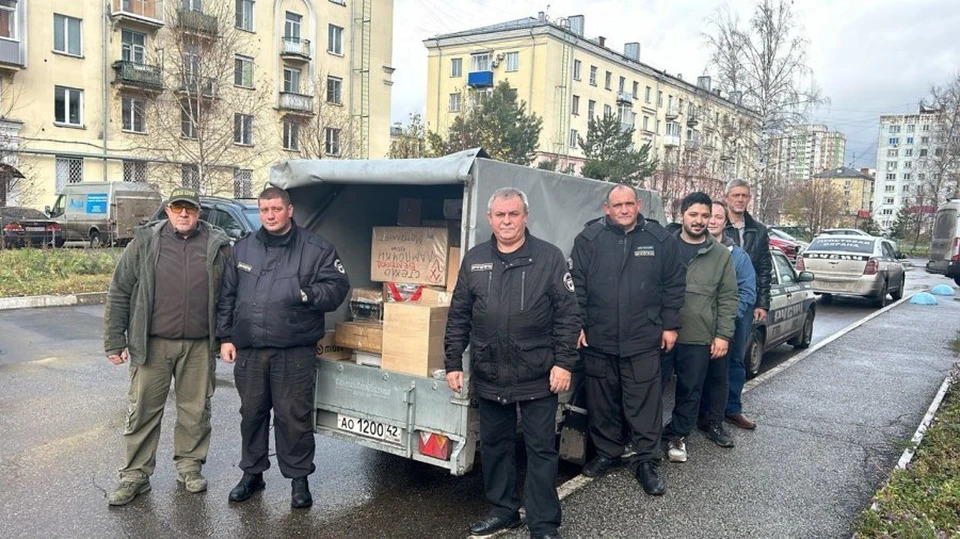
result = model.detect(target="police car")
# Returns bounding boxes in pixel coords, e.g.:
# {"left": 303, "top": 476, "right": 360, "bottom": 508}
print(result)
{"left": 745, "top": 249, "right": 818, "bottom": 378}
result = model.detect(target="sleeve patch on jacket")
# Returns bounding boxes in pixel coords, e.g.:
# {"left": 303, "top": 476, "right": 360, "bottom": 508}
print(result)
{"left": 563, "top": 271, "right": 575, "bottom": 292}
{"left": 237, "top": 262, "right": 253, "bottom": 273}
{"left": 335, "top": 259, "right": 345, "bottom": 274}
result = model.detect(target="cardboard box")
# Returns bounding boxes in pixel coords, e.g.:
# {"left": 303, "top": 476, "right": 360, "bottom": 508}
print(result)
{"left": 418, "top": 287, "right": 451, "bottom": 305}
{"left": 316, "top": 329, "right": 351, "bottom": 360}
{"left": 422, "top": 220, "right": 461, "bottom": 248}
{"left": 335, "top": 321, "right": 383, "bottom": 354}
{"left": 349, "top": 287, "right": 384, "bottom": 321}
{"left": 382, "top": 282, "right": 448, "bottom": 303}
{"left": 353, "top": 351, "right": 382, "bottom": 368}
{"left": 381, "top": 302, "right": 449, "bottom": 377}
{"left": 446, "top": 247, "right": 461, "bottom": 293}
{"left": 397, "top": 198, "right": 422, "bottom": 226}
{"left": 370, "top": 226, "right": 449, "bottom": 286}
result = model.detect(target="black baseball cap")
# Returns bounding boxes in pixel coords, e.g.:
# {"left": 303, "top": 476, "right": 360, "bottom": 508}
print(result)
{"left": 167, "top": 187, "right": 201, "bottom": 207}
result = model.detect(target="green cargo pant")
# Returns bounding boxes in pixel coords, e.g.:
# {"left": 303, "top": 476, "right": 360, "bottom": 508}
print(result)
{"left": 119, "top": 337, "right": 214, "bottom": 481}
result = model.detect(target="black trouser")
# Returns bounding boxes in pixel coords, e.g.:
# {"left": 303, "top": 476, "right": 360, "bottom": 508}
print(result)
{"left": 234, "top": 346, "right": 316, "bottom": 479}
{"left": 583, "top": 348, "right": 662, "bottom": 463}
{"left": 661, "top": 343, "right": 710, "bottom": 439}
{"left": 478, "top": 394, "right": 561, "bottom": 536}
{"left": 698, "top": 348, "right": 730, "bottom": 424}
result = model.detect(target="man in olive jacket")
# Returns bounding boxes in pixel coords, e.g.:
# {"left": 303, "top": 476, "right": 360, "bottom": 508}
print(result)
{"left": 444, "top": 187, "right": 579, "bottom": 539}
{"left": 661, "top": 192, "right": 738, "bottom": 464}
{"left": 103, "top": 187, "right": 231, "bottom": 506}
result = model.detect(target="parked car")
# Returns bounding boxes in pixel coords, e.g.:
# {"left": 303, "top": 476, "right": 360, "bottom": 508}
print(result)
{"left": 818, "top": 228, "right": 872, "bottom": 237}
{"left": 769, "top": 235, "right": 803, "bottom": 264}
{"left": 150, "top": 196, "right": 260, "bottom": 240}
{"left": 0, "top": 207, "right": 63, "bottom": 248}
{"left": 802, "top": 235, "right": 905, "bottom": 307}
{"left": 926, "top": 198, "right": 960, "bottom": 286}
{"left": 769, "top": 227, "right": 809, "bottom": 252}
{"left": 745, "top": 249, "right": 817, "bottom": 377}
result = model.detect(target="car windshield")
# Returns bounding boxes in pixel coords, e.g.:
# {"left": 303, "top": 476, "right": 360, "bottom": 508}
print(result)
{"left": 242, "top": 208, "right": 262, "bottom": 230}
{"left": 807, "top": 237, "right": 875, "bottom": 254}
{"left": 770, "top": 228, "right": 797, "bottom": 242}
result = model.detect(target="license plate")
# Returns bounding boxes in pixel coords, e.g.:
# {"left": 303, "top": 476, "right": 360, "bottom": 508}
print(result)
{"left": 817, "top": 281, "right": 846, "bottom": 290}
{"left": 25, "top": 226, "right": 45, "bottom": 232}
{"left": 337, "top": 414, "right": 401, "bottom": 444}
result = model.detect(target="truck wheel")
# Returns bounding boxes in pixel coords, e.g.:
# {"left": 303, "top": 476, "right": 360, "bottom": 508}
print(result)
{"left": 89, "top": 231, "right": 101, "bottom": 249}
{"left": 745, "top": 330, "right": 764, "bottom": 379}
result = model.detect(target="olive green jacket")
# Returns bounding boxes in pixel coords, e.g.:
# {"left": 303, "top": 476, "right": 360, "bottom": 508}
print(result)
{"left": 676, "top": 234, "right": 739, "bottom": 345}
{"left": 103, "top": 220, "right": 231, "bottom": 366}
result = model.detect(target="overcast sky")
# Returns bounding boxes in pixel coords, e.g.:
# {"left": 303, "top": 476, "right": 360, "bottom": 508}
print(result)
{"left": 389, "top": 0, "right": 960, "bottom": 168}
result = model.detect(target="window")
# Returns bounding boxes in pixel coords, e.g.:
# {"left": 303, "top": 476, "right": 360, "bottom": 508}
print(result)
{"left": 902, "top": 185, "right": 911, "bottom": 194}
{"left": 885, "top": 173, "right": 896, "bottom": 180}
{"left": 282, "top": 66, "right": 301, "bottom": 93}
{"left": 887, "top": 149, "right": 898, "bottom": 157}
{"left": 657, "top": 91, "right": 663, "bottom": 107}
{"left": 571, "top": 95, "right": 579, "bottom": 115}
{"left": 121, "top": 30, "right": 146, "bottom": 64}
{"left": 54, "top": 14, "right": 82, "bottom": 56}
{"left": 450, "top": 58, "right": 462, "bottom": 77}
{"left": 656, "top": 119, "right": 661, "bottom": 134}
{"left": 325, "top": 127, "right": 341, "bottom": 155}
{"left": 182, "top": 0, "right": 203, "bottom": 11}
{"left": 645, "top": 86, "right": 651, "bottom": 103}
{"left": 906, "top": 136, "right": 914, "bottom": 145}
{"left": 919, "top": 148, "right": 928, "bottom": 157}
{"left": 668, "top": 95, "right": 674, "bottom": 110}
{"left": 121, "top": 96, "right": 146, "bottom": 133}
{"left": 907, "top": 124, "right": 915, "bottom": 132}
{"left": 587, "top": 100, "right": 595, "bottom": 121}
{"left": 236, "top": 0, "right": 254, "bottom": 31}
{"left": 572, "top": 59, "right": 581, "bottom": 81}
{"left": 918, "top": 173, "right": 926, "bottom": 181}
{"left": 618, "top": 76, "right": 625, "bottom": 93}
{"left": 123, "top": 161, "right": 147, "bottom": 183}
{"left": 55, "top": 156, "right": 83, "bottom": 193}
{"left": 504, "top": 51, "right": 519, "bottom": 72}
{"left": 234, "top": 169, "right": 253, "bottom": 198}
{"left": 282, "top": 118, "right": 299, "bottom": 150}
{"left": 884, "top": 185, "right": 895, "bottom": 192}
{"left": 921, "top": 136, "right": 930, "bottom": 144}
{"left": 589, "top": 66, "right": 597, "bottom": 86}
{"left": 54, "top": 86, "right": 83, "bottom": 126}
{"left": 234, "top": 55, "right": 254, "bottom": 87}
{"left": 0, "top": 0, "right": 17, "bottom": 40}
{"left": 903, "top": 173, "right": 912, "bottom": 181}
{"left": 234, "top": 113, "right": 253, "bottom": 145}
{"left": 181, "top": 164, "right": 199, "bottom": 190}
{"left": 881, "top": 209, "right": 893, "bottom": 216}
{"left": 632, "top": 81, "right": 638, "bottom": 98}
{"left": 180, "top": 104, "right": 197, "bottom": 138}
{"left": 887, "top": 161, "right": 897, "bottom": 170}
{"left": 326, "top": 76, "right": 342, "bottom": 104}
{"left": 905, "top": 148, "right": 913, "bottom": 157}
{"left": 642, "top": 115, "right": 649, "bottom": 131}
{"left": 448, "top": 93, "right": 460, "bottom": 112}
{"left": 884, "top": 197, "right": 895, "bottom": 205}
{"left": 604, "top": 71, "right": 611, "bottom": 90}
{"left": 569, "top": 129, "right": 578, "bottom": 148}
{"left": 889, "top": 125, "right": 900, "bottom": 133}
{"left": 603, "top": 104, "right": 612, "bottom": 117}
{"left": 665, "top": 121, "right": 682, "bottom": 137}
{"left": 327, "top": 24, "right": 343, "bottom": 55}
{"left": 284, "top": 12, "right": 301, "bottom": 40}
{"left": 471, "top": 53, "right": 490, "bottom": 71}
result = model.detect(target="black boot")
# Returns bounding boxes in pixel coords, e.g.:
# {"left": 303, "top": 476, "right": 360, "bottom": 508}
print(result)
{"left": 228, "top": 472, "right": 265, "bottom": 503}
{"left": 635, "top": 461, "right": 665, "bottom": 496}
{"left": 469, "top": 512, "right": 522, "bottom": 536}
{"left": 291, "top": 477, "right": 313, "bottom": 509}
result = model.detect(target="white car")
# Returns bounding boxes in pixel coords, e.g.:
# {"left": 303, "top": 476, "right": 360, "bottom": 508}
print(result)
{"left": 802, "top": 236, "right": 906, "bottom": 307}
{"left": 818, "top": 228, "right": 872, "bottom": 237}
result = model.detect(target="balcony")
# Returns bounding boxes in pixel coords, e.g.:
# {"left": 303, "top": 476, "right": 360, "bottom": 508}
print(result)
{"left": 0, "top": 40, "right": 25, "bottom": 72}
{"left": 685, "top": 139, "right": 700, "bottom": 152}
{"left": 663, "top": 135, "right": 681, "bottom": 148}
{"left": 617, "top": 91, "right": 634, "bottom": 104}
{"left": 686, "top": 113, "right": 699, "bottom": 127}
{"left": 278, "top": 92, "right": 315, "bottom": 114}
{"left": 111, "top": 0, "right": 165, "bottom": 30}
{"left": 620, "top": 122, "right": 634, "bottom": 134}
{"left": 665, "top": 106, "right": 680, "bottom": 120}
{"left": 467, "top": 70, "right": 494, "bottom": 88}
{"left": 178, "top": 77, "right": 218, "bottom": 99}
{"left": 280, "top": 37, "right": 311, "bottom": 61}
{"left": 112, "top": 61, "right": 163, "bottom": 91}
{"left": 177, "top": 8, "right": 218, "bottom": 36}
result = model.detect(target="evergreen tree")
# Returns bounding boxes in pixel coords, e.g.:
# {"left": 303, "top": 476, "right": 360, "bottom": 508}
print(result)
{"left": 578, "top": 113, "right": 658, "bottom": 186}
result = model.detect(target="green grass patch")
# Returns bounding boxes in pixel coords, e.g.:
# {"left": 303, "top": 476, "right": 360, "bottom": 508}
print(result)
{"left": 853, "top": 368, "right": 960, "bottom": 537}
{"left": 0, "top": 247, "right": 122, "bottom": 297}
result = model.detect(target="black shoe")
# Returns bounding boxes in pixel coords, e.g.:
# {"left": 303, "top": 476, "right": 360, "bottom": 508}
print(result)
{"left": 582, "top": 455, "right": 616, "bottom": 478}
{"left": 469, "top": 512, "right": 522, "bottom": 536}
{"left": 291, "top": 477, "right": 313, "bottom": 509}
{"left": 703, "top": 422, "right": 735, "bottom": 448}
{"left": 228, "top": 472, "right": 265, "bottom": 503}
{"left": 635, "top": 461, "right": 665, "bottom": 496}
{"left": 531, "top": 533, "right": 561, "bottom": 539}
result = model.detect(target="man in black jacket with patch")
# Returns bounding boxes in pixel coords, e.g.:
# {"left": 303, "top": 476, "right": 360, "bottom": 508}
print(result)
{"left": 444, "top": 187, "right": 580, "bottom": 539}
{"left": 722, "top": 178, "right": 772, "bottom": 430}
{"left": 217, "top": 187, "right": 350, "bottom": 509}
{"left": 570, "top": 184, "right": 686, "bottom": 496}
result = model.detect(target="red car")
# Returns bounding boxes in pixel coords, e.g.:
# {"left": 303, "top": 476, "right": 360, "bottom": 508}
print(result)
{"left": 769, "top": 236, "right": 802, "bottom": 267}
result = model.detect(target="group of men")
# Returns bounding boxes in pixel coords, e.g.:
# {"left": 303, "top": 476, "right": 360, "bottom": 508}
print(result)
{"left": 444, "top": 179, "right": 770, "bottom": 539}
{"left": 103, "top": 186, "right": 350, "bottom": 509}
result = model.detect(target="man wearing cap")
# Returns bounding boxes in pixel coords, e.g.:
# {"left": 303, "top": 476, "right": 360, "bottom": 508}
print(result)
{"left": 103, "top": 187, "right": 231, "bottom": 506}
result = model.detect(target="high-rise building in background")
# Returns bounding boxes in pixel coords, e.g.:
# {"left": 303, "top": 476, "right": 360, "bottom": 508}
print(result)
{"left": 770, "top": 124, "right": 846, "bottom": 183}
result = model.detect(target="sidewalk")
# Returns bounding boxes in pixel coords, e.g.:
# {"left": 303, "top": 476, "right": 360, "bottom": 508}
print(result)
{"left": 508, "top": 295, "right": 960, "bottom": 538}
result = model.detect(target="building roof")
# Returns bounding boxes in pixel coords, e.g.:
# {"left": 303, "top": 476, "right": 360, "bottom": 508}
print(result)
{"left": 812, "top": 166, "right": 873, "bottom": 180}
{"left": 429, "top": 17, "right": 542, "bottom": 40}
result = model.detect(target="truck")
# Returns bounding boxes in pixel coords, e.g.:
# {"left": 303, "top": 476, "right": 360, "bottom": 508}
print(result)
{"left": 45, "top": 182, "right": 162, "bottom": 247}
{"left": 926, "top": 198, "right": 960, "bottom": 286}
{"left": 269, "top": 149, "right": 666, "bottom": 475}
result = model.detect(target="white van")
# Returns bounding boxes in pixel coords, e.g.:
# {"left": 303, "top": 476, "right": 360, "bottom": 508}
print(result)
{"left": 46, "top": 182, "right": 162, "bottom": 247}
{"left": 926, "top": 198, "right": 960, "bottom": 286}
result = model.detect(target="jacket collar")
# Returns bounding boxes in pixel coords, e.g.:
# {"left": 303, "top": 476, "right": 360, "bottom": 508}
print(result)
{"left": 603, "top": 214, "right": 647, "bottom": 235}
{"left": 256, "top": 219, "right": 298, "bottom": 247}
{"left": 673, "top": 228, "right": 717, "bottom": 254}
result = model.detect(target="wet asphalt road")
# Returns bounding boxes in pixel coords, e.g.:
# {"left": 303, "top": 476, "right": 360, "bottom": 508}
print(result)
{"left": 0, "top": 261, "right": 942, "bottom": 538}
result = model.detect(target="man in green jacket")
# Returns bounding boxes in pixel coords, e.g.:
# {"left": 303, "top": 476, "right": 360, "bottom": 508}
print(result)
{"left": 661, "top": 192, "right": 738, "bottom": 463}
{"left": 102, "top": 187, "right": 231, "bottom": 506}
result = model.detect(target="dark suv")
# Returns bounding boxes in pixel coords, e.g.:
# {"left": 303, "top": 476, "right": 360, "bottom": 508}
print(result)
{"left": 150, "top": 196, "right": 260, "bottom": 240}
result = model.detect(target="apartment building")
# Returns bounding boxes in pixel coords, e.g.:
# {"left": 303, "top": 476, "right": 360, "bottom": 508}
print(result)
{"left": 423, "top": 14, "right": 759, "bottom": 201}
{"left": 0, "top": 0, "right": 393, "bottom": 208}
{"left": 770, "top": 124, "right": 846, "bottom": 183}
{"left": 872, "top": 105, "right": 951, "bottom": 231}
{"left": 811, "top": 166, "right": 873, "bottom": 227}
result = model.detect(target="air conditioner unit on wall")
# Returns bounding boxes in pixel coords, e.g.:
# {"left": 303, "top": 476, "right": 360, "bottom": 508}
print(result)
{"left": 496, "top": 53, "right": 505, "bottom": 60}
{"left": 491, "top": 60, "right": 500, "bottom": 68}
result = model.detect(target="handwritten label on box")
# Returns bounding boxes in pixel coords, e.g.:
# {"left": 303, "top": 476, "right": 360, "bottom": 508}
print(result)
{"left": 371, "top": 227, "right": 448, "bottom": 286}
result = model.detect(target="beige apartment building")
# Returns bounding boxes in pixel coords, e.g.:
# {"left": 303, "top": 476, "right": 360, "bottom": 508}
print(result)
{"left": 811, "top": 166, "right": 874, "bottom": 227}
{"left": 0, "top": 0, "right": 393, "bottom": 207}
{"left": 423, "top": 14, "right": 759, "bottom": 209}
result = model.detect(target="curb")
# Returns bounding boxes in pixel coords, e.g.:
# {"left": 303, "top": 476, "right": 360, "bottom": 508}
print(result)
{"left": 0, "top": 291, "right": 107, "bottom": 311}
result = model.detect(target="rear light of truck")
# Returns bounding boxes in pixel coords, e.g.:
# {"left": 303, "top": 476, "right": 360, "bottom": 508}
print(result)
{"left": 794, "top": 254, "right": 805, "bottom": 271}
{"left": 417, "top": 431, "right": 452, "bottom": 460}
{"left": 863, "top": 258, "right": 879, "bottom": 275}
{"left": 952, "top": 237, "right": 960, "bottom": 261}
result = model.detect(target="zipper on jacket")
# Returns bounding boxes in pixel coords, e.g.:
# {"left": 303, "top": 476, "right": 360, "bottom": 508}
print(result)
{"left": 520, "top": 270, "right": 526, "bottom": 312}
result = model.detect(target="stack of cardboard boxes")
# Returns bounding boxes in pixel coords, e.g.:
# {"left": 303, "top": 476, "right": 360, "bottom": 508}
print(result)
{"left": 326, "top": 198, "right": 462, "bottom": 378}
